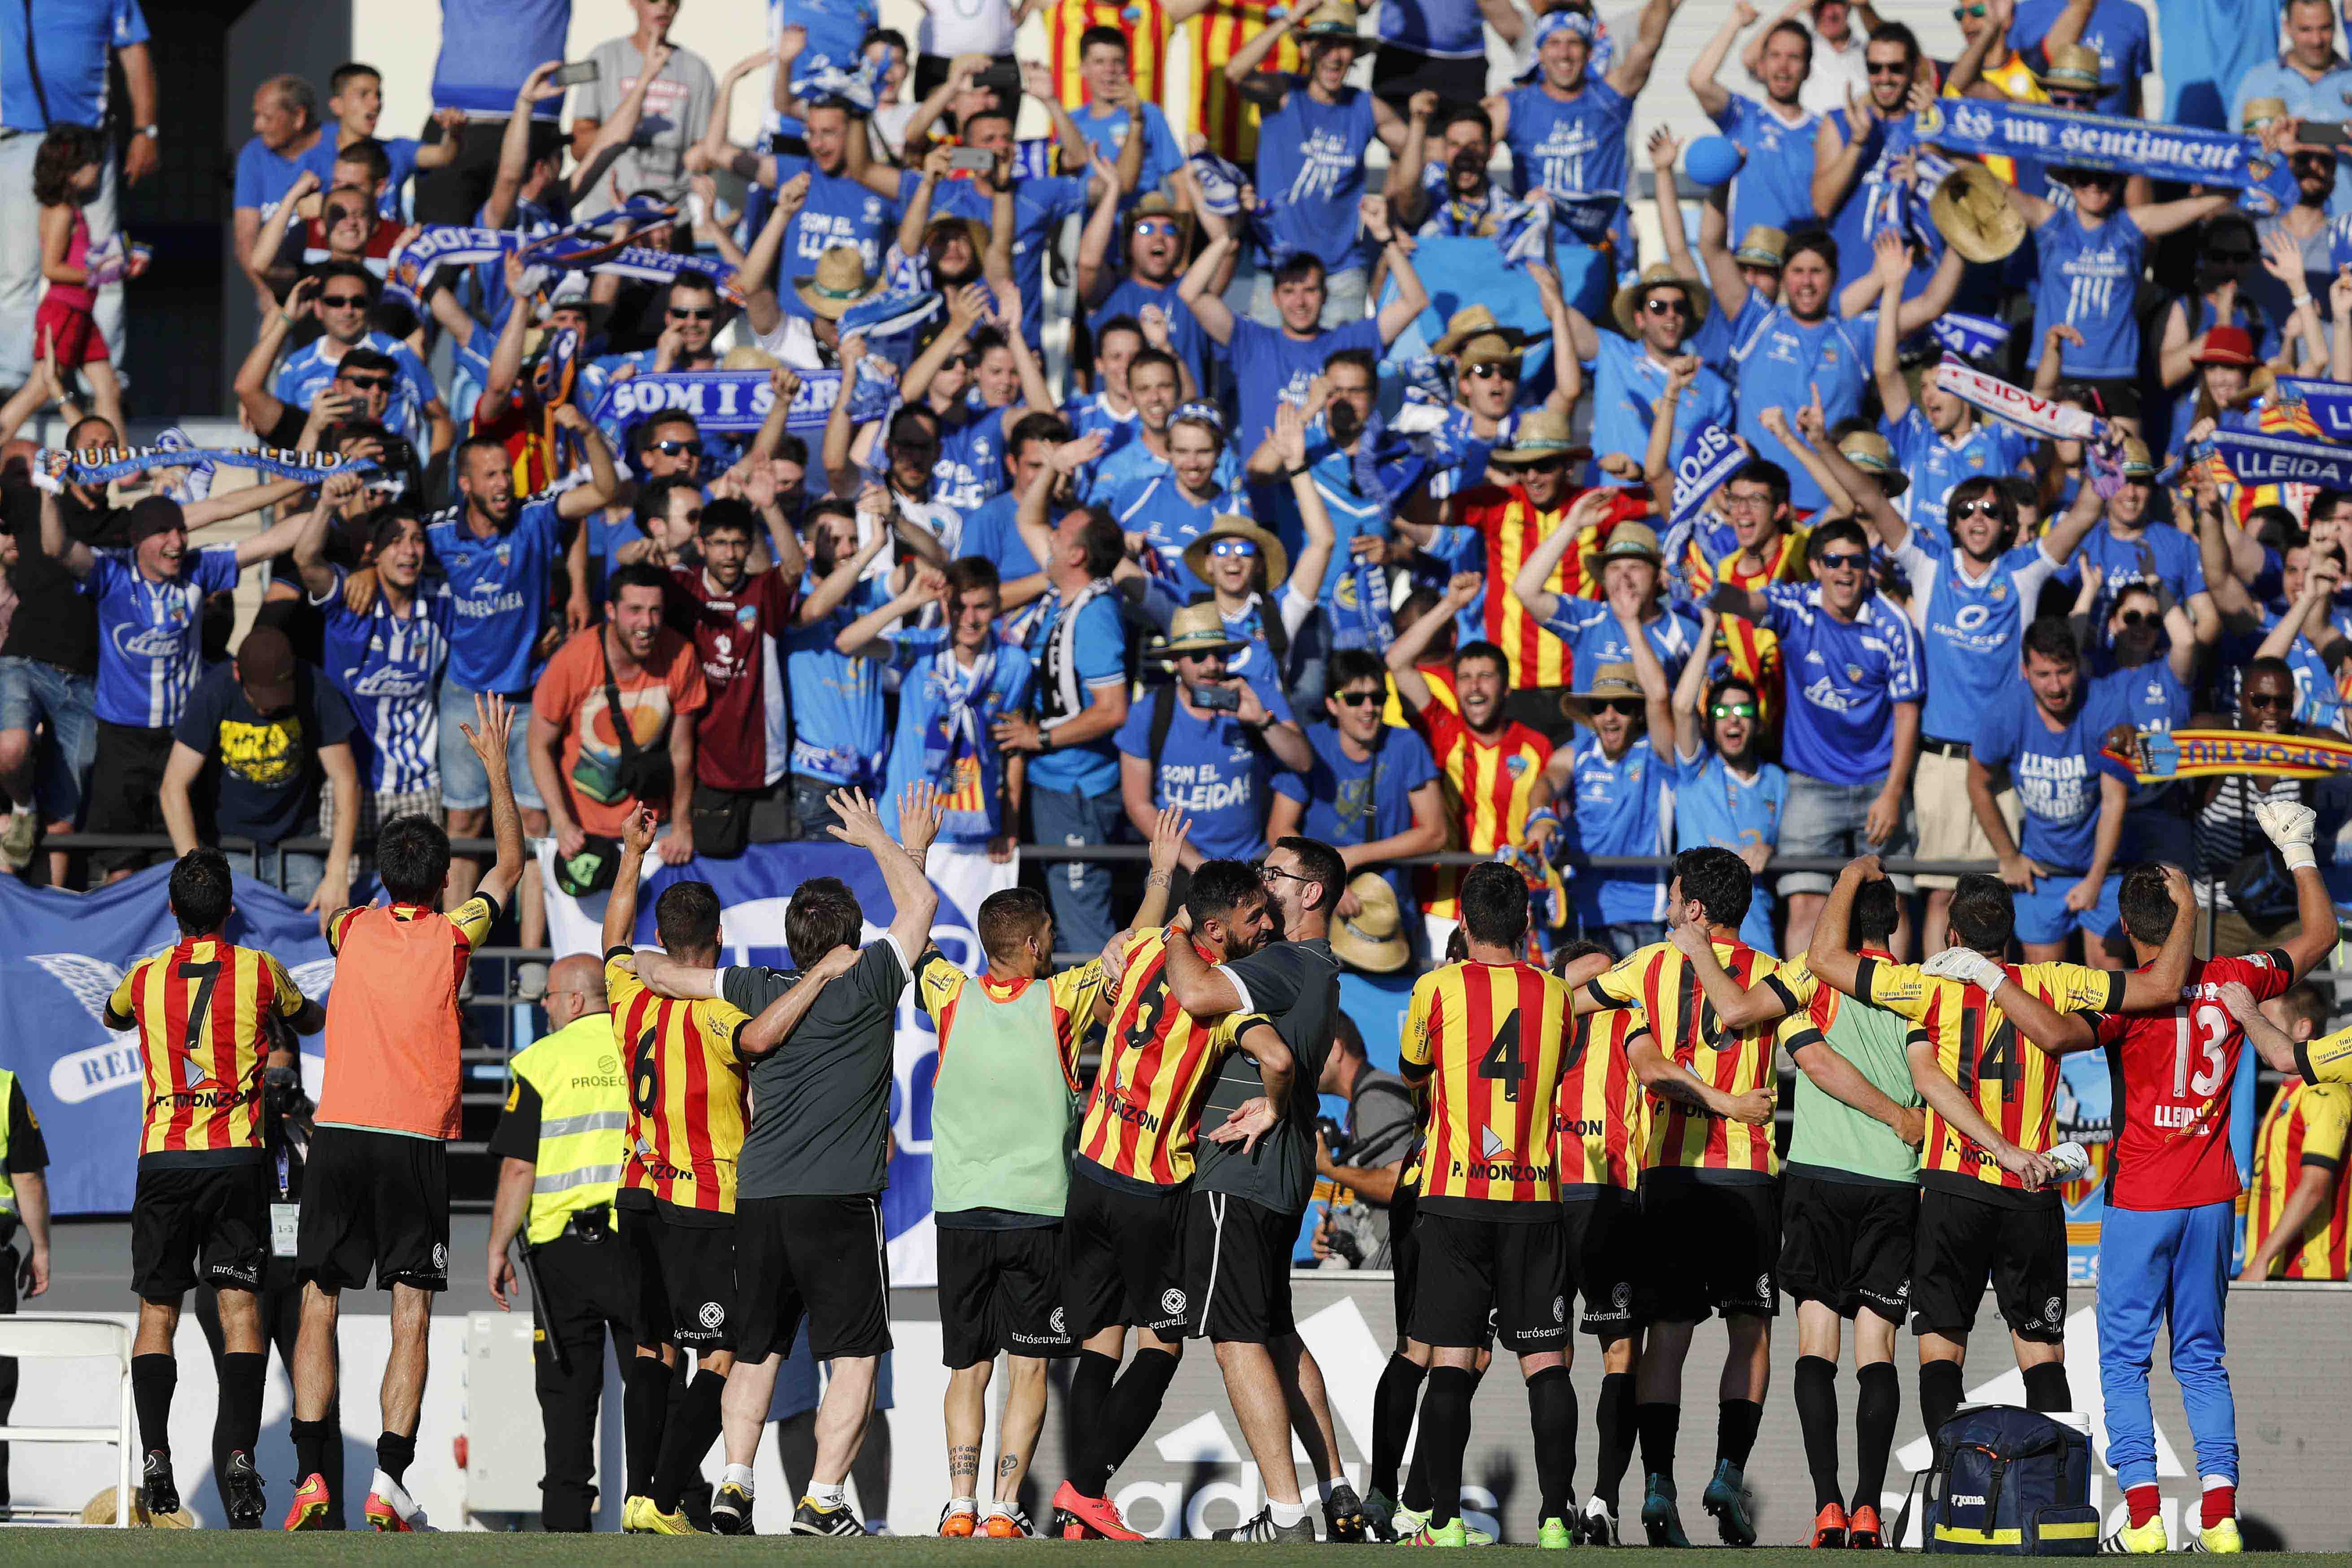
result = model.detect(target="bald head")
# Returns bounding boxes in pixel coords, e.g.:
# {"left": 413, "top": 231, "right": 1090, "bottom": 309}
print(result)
{"left": 544, "top": 955, "right": 609, "bottom": 1029}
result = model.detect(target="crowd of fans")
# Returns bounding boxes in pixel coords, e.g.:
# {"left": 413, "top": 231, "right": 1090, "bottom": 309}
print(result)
{"left": 5, "top": 0, "right": 2352, "bottom": 987}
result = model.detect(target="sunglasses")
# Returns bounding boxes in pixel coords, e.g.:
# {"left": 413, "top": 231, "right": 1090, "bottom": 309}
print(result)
{"left": 2243, "top": 689, "right": 2295, "bottom": 710}
{"left": 947, "top": 352, "right": 980, "bottom": 370}
{"left": 1710, "top": 701, "right": 1760, "bottom": 718}
{"left": 1951, "top": 1, "right": 1986, "bottom": 14}
{"left": 2049, "top": 91, "right": 2096, "bottom": 108}
{"left": 1133, "top": 218, "right": 1180, "bottom": 238}
{"left": 1208, "top": 537, "right": 1259, "bottom": 558}
{"left": 339, "top": 374, "right": 393, "bottom": 392}
{"left": 320, "top": 292, "right": 370, "bottom": 308}
{"left": 1866, "top": 60, "right": 1911, "bottom": 76}
{"left": 1464, "top": 361, "right": 1518, "bottom": 380}
{"left": 651, "top": 439, "right": 704, "bottom": 457}
{"left": 1334, "top": 690, "right": 1381, "bottom": 708}
{"left": 1816, "top": 551, "right": 1869, "bottom": 570}
{"left": 668, "top": 306, "right": 718, "bottom": 321}
{"left": 2115, "top": 608, "right": 2151, "bottom": 627}
{"left": 1642, "top": 296, "right": 1689, "bottom": 316}
{"left": 325, "top": 205, "right": 365, "bottom": 225}
{"left": 1514, "top": 455, "right": 1569, "bottom": 475}
{"left": 1592, "top": 699, "right": 1643, "bottom": 717}
{"left": 1952, "top": 498, "right": 2003, "bottom": 519}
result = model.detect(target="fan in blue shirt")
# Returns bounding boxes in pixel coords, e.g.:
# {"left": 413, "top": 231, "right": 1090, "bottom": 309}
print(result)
{"left": 1486, "top": 0, "right": 1679, "bottom": 263}
{"left": 2008, "top": 0, "right": 2151, "bottom": 116}
{"left": 1268, "top": 650, "right": 1447, "bottom": 905}
{"left": 2058, "top": 455, "right": 2218, "bottom": 641}
{"left": 1970, "top": 620, "right": 2132, "bottom": 956}
{"left": 1866, "top": 280, "right": 2037, "bottom": 533}
{"left": 294, "top": 515, "right": 454, "bottom": 799}
{"left": 1540, "top": 652, "right": 1675, "bottom": 945}
{"left": 907, "top": 115, "right": 1092, "bottom": 349}
{"left": 1688, "top": 10, "right": 1822, "bottom": 242}
{"left": 2087, "top": 580, "right": 2199, "bottom": 868}
{"left": 1115, "top": 610, "right": 1313, "bottom": 865}
{"left": 1114, "top": 407, "right": 1253, "bottom": 601}
{"left": 1080, "top": 191, "right": 1217, "bottom": 393}
{"left": 1514, "top": 496, "right": 1702, "bottom": 693}
{"left": 1571, "top": 271, "right": 1735, "bottom": 491}
{"left": 2012, "top": 172, "right": 2234, "bottom": 382}
{"left": 1665, "top": 636, "right": 1787, "bottom": 953}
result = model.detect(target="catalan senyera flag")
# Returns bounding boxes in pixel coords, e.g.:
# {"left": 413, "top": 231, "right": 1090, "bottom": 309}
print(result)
{"left": 1188, "top": 0, "right": 1300, "bottom": 162}
{"left": 1050, "top": 0, "right": 1170, "bottom": 108}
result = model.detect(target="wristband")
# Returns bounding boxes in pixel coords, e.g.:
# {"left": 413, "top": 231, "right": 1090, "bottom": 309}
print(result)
{"left": 1039, "top": 727, "right": 1053, "bottom": 751}
{"left": 2282, "top": 843, "right": 2317, "bottom": 872}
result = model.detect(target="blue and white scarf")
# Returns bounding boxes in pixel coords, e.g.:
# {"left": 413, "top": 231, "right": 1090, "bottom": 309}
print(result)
{"left": 2204, "top": 428, "right": 2352, "bottom": 489}
{"left": 1667, "top": 418, "right": 1745, "bottom": 530}
{"left": 37, "top": 445, "right": 376, "bottom": 490}
{"left": 591, "top": 368, "right": 897, "bottom": 437}
{"left": 919, "top": 646, "right": 1001, "bottom": 841}
{"left": 2271, "top": 378, "right": 2352, "bottom": 443}
{"left": 1912, "top": 99, "right": 2294, "bottom": 214}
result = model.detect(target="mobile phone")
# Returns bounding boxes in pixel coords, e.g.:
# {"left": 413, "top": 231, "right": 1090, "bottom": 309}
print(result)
{"left": 948, "top": 146, "right": 996, "bottom": 174}
{"left": 551, "top": 61, "right": 600, "bottom": 88}
{"left": 2297, "top": 120, "right": 2350, "bottom": 148}
{"left": 1192, "top": 682, "right": 1241, "bottom": 712}
{"left": 975, "top": 58, "right": 1022, "bottom": 94}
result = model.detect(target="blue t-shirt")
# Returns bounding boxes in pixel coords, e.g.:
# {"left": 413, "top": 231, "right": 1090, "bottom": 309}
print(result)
{"left": 957, "top": 494, "right": 1051, "bottom": 587}
{"left": 315, "top": 569, "right": 454, "bottom": 794}
{"left": 1884, "top": 405, "right": 2036, "bottom": 533}
{"left": 1503, "top": 78, "right": 1634, "bottom": 245}
{"left": 427, "top": 495, "right": 567, "bottom": 695}
{"left": 922, "top": 172, "right": 1091, "bottom": 346}
{"left": 1536, "top": 597, "right": 1703, "bottom": 690}
{"left": 1974, "top": 680, "right": 2121, "bottom": 874}
{"left": 1820, "top": 106, "right": 1898, "bottom": 278}
{"left": 881, "top": 631, "right": 1034, "bottom": 842}
{"left": 2008, "top": 0, "right": 2150, "bottom": 116}
{"left": 1377, "top": 0, "right": 1484, "bottom": 56}
{"left": 1730, "top": 303, "right": 1873, "bottom": 512}
{"left": 433, "top": 0, "right": 571, "bottom": 116}
{"left": 780, "top": 169, "right": 900, "bottom": 319}
{"left": 1114, "top": 472, "right": 1251, "bottom": 600}
{"left": 1259, "top": 82, "right": 1377, "bottom": 274}
{"left": 2026, "top": 208, "right": 2145, "bottom": 380}
{"left": 1671, "top": 747, "right": 1787, "bottom": 948}
{"left": 1074, "top": 101, "right": 1185, "bottom": 200}
{"left": 2062, "top": 520, "right": 2208, "bottom": 623}
{"left": 1090, "top": 428, "right": 1245, "bottom": 510}
{"left": 375, "top": 136, "right": 423, "bottom": 217}
{"left": 1021, "top": 587, "right": 1127, "bottom": 795}
{"left": 1090, "top": 276, "right": 1214, "bottom": 393}
{"left": 234, "top": 134, "right": 330, "bottom": 219}
{"left": 1757, "top": 584, "right": 1925, "bottom": 786}
{"left": 1228, "top": 316, "right": 1383, "bottom": 458}
{"left": 1563, "top": 736, "right": 1669, "bottom": 925}
{"left": 1589, "top": 333, "right": 1734, "bottom": 485}
{"left": 1710, "top": 96, "right": 1821, "bottom": 242}
{"left": 782, "top": 572, "right": 890, "bottom": 786}
{"left": 2090, "top": 657, "right": 2191, "bottom": 812}
{"left": 933, "top": 403, "right": 1009, "bottom": 516}
{"left": 0, "top": 0, "right": 146, "bottom": 132}
{"left": 1115, "top": 672, "right": 1296, "bottom": 860}
{"left": 776, "top": 0, "right": 881, "bottom": 76}
{"left": 1062, "top": 391, "right": 1142, "bottom": 465}
{"left": 85, "top": 546, "right": 241, "bottom": 730}
{"left": 1270, "top": 723, "right": 1440, "bottom": 902}
{"left": 271, "top": 332, "right": 441, "bottom": 451}
{"left": 1890, "top": 529, "right": 2062, "bottom": 744}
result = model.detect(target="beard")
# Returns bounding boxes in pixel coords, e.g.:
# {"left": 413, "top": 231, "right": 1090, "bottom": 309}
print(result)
{"left": 1327, "top": 399, "right": 1365, "bottom": 446}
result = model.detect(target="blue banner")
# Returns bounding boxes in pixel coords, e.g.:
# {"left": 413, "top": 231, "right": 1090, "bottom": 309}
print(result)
{"left": 1669, "top": 418, "right": 1745, "bottom": 529}
{"left": 0, "top": 867, "right": 341, "bottom": 1216}
{"left": 2273, "top": 378, "right": 2352, "bottom": 442}
{"left": 2208, "top": 427, "right": 2352, "bottom": 489}
{"left": 1913, "top": 98, "right": 2275, "bottom": 190}
{"left": 1928, "top": 311, "right": 2012, "bottom": 362}
{"left": 591, "top": 367, "right": 896, "bottom": 437}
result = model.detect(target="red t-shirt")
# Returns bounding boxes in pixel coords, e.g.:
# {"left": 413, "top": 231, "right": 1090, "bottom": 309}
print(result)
{"left": 2097, "top": 950, "right": 2294, "bottom": 1211}
{"left": 667, "top": 564, "right": 797, "bottom": 792}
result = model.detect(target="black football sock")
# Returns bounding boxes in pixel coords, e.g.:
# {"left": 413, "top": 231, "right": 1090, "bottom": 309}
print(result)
{"left": 2022, "top": 1361, "right": 2071, "bottom": 1413}
{"left": 375, "top": 1431, "right": 417, "bottom": 1489}
{"left": 624, "top": 1357, "right": 671, "bottom": 1498}
{"left": 1065, "top": 1349, "right": 1120, "bottom": 1495}
{"left": 291, "top": 1418, "right": 332, "bottom": 1486}
{"left": 218, "top": 1353, "right": 266, "bottom": 1460}
{"left": 1370, "top": 1354, "right": 1426, "bottom": 1502}
{"left": 1593, "top": 1371, "right": 1638, "bottom": 1512}
{"left": 1527, "top": 1366, "right": 1578, "bottom": 1520}
{"left": 651, "top": 1368, "right": 726, "bottom": 1514}
{"left": 1793, "top": 1357, "right": 1841, "bottom": 1509}
{"left": 1919, "top": 1360, "right": 1965, "bottom": 1443}
{"left": 1090, "top": 1348, "right": 1178, "bottom": 1492}
{"left": 1418, "top": 1367, "right": 1475, "bottom": 1528}
{"left": 131, "top": 1354, "right": 176, "bottom": 1460}
{"left": 1852, "top": 1362, "right": 1901, "bottom": 1511}
{"left": 1635, "top": 1402, "right": 1680, "bottom": 1488}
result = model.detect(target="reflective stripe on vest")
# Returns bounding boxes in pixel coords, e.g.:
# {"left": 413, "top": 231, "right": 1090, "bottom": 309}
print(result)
{"left": 510, "top": 1016, "right": 630, "bottom": 1245}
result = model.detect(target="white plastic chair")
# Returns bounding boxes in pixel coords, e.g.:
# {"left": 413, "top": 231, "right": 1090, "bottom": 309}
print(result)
{"left": 0, "top": 1316, "right": 134, "bottom": 1527}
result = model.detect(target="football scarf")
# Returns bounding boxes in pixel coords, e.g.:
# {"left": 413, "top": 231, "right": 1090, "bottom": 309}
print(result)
{"left": 37, "top": 445, "right": 375, "bottom": 490}
{"left": 1912, "top": 99, "right": 2295, "bottom": 213}
{"left": 2103, "top": 726, "right": 2352, "bottom": 782}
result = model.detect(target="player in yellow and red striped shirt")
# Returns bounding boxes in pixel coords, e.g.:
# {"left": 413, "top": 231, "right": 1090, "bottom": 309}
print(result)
{"left": 1387, "top": 577, "right": 1555, "bottom": 931}
{"left": 101, "top": 848, "right": 324, "bottom": 1527}
{"left": 2244, "top": 984, "right": 2352, "bottom": 1281}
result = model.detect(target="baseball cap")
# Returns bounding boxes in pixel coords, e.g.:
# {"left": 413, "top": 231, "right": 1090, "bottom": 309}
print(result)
{"left": 126, "top": 494, "right": 187, "bottom": 544}
{"left": 236, "top": 625, "right": 299, "bottom": 712}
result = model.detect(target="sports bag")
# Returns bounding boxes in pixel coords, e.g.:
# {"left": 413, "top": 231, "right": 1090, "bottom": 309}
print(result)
{"left": 1917, "top": 1406, "right": 2099, "bottom": 1555}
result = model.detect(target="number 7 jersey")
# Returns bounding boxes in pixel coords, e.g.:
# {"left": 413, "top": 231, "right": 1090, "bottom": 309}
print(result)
{"left": 1402, "top": 960, "right": 1576, "bottom": 1210}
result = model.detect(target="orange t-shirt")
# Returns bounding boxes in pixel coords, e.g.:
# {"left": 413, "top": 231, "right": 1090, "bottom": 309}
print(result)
{"left": 530, "top": 627, "right": 709, "bottom": 835}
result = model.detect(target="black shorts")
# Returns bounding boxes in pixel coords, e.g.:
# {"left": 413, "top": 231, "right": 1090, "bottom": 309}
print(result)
{"left": 1184, "top": 1192, "right": 1296, "bottom": 1344}
{"left": 1780, "top": 1171, "right": 1917, "bottom": 1324}
{"left": 735, "top": 1194, "right": 892, "bottom": 1363}
{"left": 1407, "top": 1206, "right": 1570, "bottom": 1353}
{"left": 1636, "top": 1175, "right": 1780, "bottom": 1324}
{"left": 295, "top": 1127, "right": 449, "bottom": 1292}
{"left": 131, "top": 1163, "right": 269, "bottom": 1298}
{"left": 85, "top": 722, "right": 173, "bottom": 877}
{"left": 621, "top": 1202, "right": 735, "bottom": 1353}
{"left": 1911, "top": 1184, "right": 2068, "bottom": 1345}
{"left": 1390, "top": 1183, "right": 1420, "bottom": 1342}
{"left": 1561, "top": 1188, "right": 1640, "bottom": 1341}
{"left": 938, "top": 1223, "right": 1068, "bottom": 1367}
{"left": 1062, "top": 1170, "right": 1189, "bottom": 1340}
{"left": 1370, "top": 44, "right": 1489, "bottom": 114}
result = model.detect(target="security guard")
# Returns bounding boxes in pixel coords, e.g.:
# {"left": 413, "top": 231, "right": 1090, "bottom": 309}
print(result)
{"left": 0, "top": 1066, "right": 51, "bottom": 1515}
{"left": 486, "top": 954, "right": 638, "bottom": 1532}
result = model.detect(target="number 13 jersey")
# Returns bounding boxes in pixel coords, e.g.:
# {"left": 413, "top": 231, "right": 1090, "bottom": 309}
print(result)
{"left": 1402, "top": 961, "right": 1575, "bottom": 1212}
{"left": 1586, "top": 938, "right": 1802, "bottom": 1179}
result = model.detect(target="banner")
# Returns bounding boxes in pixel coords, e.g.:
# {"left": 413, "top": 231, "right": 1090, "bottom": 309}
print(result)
{"left": 0, "top": 867, "right": 340, "bottom": 1216}
{"left": 1927, "top": 311, "right": 2011, "bottom": 362}
{"left": 36, "top": 444, "right": 375, "bottom": 491}
{"left": 1933, "top": 357, "right": 2107, "bottom": 442}
{"left": 536, "top": 839, "right": 1017, "bottom": 1288}
{"left": 1912, "top": 98, "right": 2281, "bottom": 192}
{"left": 2273, "top": 377, "right": 2352, "bottom": 442}
{"left": 1668, "top": 417, "right": 1745, "bottom": 529}
{"left": 2207, "top": 426, "right": 2352, "bottom": 490}
{"left": 590, "top": 367, "right": 895, "bottom": 437}
{"left": 2103, "top": 725, "right": 2352, "bottom": 782}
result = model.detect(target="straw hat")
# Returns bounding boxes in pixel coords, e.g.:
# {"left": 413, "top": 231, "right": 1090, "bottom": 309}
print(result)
{"left": 1182, "top": 513, "right": 1290, "bottom": 588}
{"left": 80, "top": 1486, "right": 194, "bottom": 1528}
{"left": 1157, "top": 602, "right": 1248, "bottom": 659}
{"left": 1557, "top": 662, "right": 1648, "bottom": 727}
{"left": 1610, "top": 262, "right": 1710, "bottom": 339}
{"left": 2118, "top": 438, "right": 2156, "bottom": 478}
{"left": 1930, "top": 162, "right": 2026, "bottom": 264}
{"left": 1458, "top": 335, "right": 1524, "bottom": 370}
{"left": 2242, "top": 96, "right": 2290, "bottom": 132}
{"left": 1431, "top": 304, "right": 1528, "bottom": 359}
{"left": 720, "top": 345, "right": 781, "bottom": 370}
{"left": 1330, "top": 873, "right": 1412, "bottom": 973}
{"left": 1594, "top": 520, "right": 1663, "bottom": 566}
{"left": 1299, "top": 0, "right": 1361, "bottom": 36}
{"left": 1488, "top": 407, "right": 1588, "bottom": 466}
{"left": 2038, "top": 43, "right": 2102, "bottom": 93}
{"left": 1838, "top": 430, "right": 1909, "bottom": 497}
{"left": 1733, "top": 225, "right": 1787, "bottom": 268}
{"left": 793, "top": 246, "right": 882, "bottom": 320}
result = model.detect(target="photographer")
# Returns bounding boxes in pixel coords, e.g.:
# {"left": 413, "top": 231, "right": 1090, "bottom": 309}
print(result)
{"left": 1313, "top": 1014, "right": 1418, "bottom": 1269}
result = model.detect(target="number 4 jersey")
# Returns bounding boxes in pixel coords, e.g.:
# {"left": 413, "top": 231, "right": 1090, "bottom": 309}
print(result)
{"left": 2097, "top": 951, "right": 2293, "bottom": 1212}
{"left": 1403, "top": 960, "right": 1576, "bottom": 1210}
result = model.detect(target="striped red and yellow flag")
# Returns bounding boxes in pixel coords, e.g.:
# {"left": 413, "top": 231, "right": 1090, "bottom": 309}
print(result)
{"left": 1049, "top": 0, "right": 1170, "bottom": 107}
{"left": 1187, "top": 0, "right": 1299, "bottom": 161}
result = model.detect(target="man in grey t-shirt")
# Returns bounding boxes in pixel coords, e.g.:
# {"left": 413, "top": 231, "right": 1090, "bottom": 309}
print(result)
{"left": 628, "top": 783, "right": 940, "bottom": 1536}
{"left": 572, "top": 4, "right": 718, "bottom": 215}
{"left": 1157, "top": 836, "right": 1361, "bottom": 1544}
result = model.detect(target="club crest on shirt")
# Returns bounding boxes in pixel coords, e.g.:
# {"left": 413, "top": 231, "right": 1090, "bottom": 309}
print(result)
{"left": 1846, "top": 664, "right": 1865, "bottom": 682}
{"left": 1505, "top": 755, "right": 1531, "bottom": 777}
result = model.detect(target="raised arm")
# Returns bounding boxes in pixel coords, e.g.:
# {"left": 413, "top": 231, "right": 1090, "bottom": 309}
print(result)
{"left": 1671, "top": 603, "right": 1717, "bottom": 760}
{"left": 289, "top": 473, "right": 362, "bottom": 600}
{"left": 1693, "top": 178, "right": 1748, "bottom": 314}
{"left": 600, "top": 802, "right": 659, "bottom": 956}
{"left": 1513, "top": 488, "right": 1610, "bottom": 625}
{"left": 1179, "top": 206, "right": 1240, "bottom": 344}
{"left": 838, "top": 782, "right": 943, "bottom": 957}
{"left": 1805, "top": 857, "right": 1878, "bottom": 996}
{"left": 2116, "top": 862, "right": 2196, "bottom": 1009}
{"left": 1868, "top": 231, "right": 1911, "bottom": 423}
{"left": 1074, "top": 148, "right": 1124, "bottom": 306}
{"left": 1527, "top": 262, "right": 1585, "bottom": 413}
{"left": 1271, "top": 402, "right": 1338, "bottom": 605}
{"left": 820, "top": 333, "right": 872, "bottom": 494}
{"left": 1388, "top": 570, "right": 1481, "bottom": 712}
{"left": 1225, "top": 9, "right": 1302, "bottom": 84}
{"left": 233, "top": 276, "right": 310, "bottom": 437}
{"left": 485, "top": 63, "right": 567, "bottom": 231}
{"left": 836, "top": 560, "right": 943, "bottom": 660}
{"left": 1686, "top": 1, "right": 1750, "bottom": 118}
{"left": 1606, "top": 0, "right": 1686, "bottom": 97}
{"left": 2129, "top": 192, "right": 2235, "bottom": 241}
{"left": 468, "top": 694, "right": 528, "bottom": 906}
{"left": 1385, "top": 90, "right": 1440, "bottom": 227}
{"left": 2221, "top": 979, "right": 2311, "bottom": 1077}
{"left": 1366, "top": 199, "right": 1429, "bottom": 346}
